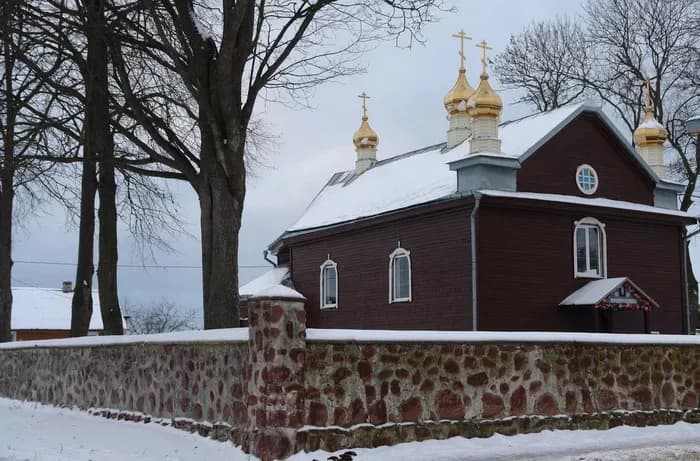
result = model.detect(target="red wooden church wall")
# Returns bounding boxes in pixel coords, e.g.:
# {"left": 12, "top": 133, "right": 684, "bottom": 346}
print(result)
{"left": 289, "top": 203, "right": 474, "bottom": 330}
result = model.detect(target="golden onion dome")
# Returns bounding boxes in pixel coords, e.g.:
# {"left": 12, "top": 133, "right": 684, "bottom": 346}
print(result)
{"left": 353, "top": 115, "right": 379, "bottom": 149}
{"left": 467, "top": 72, "right": 502, "bottom": 119}
{"left": 634, "top": 103, "right": 667, "bottom": 147}
{"left": 443, "top": 68, "right": 475, "bottom": 115}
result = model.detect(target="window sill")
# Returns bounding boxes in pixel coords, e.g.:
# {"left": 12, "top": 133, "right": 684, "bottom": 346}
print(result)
{"left": 320, "top": 305, "right": 338, "bottom": 310}
{"left": 574, "top": 273, "right": 605, "bottom": 280}
{"left": 390, "top": 298, "right": 412, "bottom": 304}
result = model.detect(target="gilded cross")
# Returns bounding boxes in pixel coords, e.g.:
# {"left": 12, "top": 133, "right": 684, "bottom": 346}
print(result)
{"left": 358, "top": 92, "right": 370, "bottom": 118}
{"left": 641, "top": 78, "right": 653, "bottom": 112}
{"left": 476, "top": 40, "right": 493, "bottom": 74}
{"left": 452, "top": 29, "right": 472, "bottom": 70}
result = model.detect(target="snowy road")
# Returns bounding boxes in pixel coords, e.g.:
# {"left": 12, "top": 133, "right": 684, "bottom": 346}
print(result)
{"left": 3, "top": 397, "right": 700, "bottom": 460}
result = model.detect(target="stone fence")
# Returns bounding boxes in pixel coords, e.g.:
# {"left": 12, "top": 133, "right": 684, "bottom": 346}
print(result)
{"left": 3, "top": 295, "right": 700, "bottom": 460}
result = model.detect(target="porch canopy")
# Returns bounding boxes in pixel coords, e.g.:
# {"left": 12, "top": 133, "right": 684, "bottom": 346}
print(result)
{"left": 559, "top": 277, "right": 659, "bottom": 311}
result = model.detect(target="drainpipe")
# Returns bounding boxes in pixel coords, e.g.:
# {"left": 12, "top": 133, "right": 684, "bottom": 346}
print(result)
{"left": 684, "top": 224, "right": 697, "bottom": 334}
{"left": 470, "top": 192, "right": 482, "bottom": 331}
{"left": 263, "top": 249, "right": 277, "bottom": 267}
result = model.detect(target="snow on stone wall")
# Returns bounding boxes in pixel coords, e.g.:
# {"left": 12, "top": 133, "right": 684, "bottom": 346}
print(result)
{"left": 3, "top": 297, "right": 700, "bottom": 460}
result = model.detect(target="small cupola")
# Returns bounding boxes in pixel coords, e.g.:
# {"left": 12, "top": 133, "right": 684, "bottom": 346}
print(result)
{"left": 444, "top": 30, "right": 475, "bottom": 148}
{"left": 467, "top": 40, "right": 502, "bottom": 154}
{"left": 353, "top": 92, "right": 379, "bottom": 174}
{"left": 634, "top": 79, "right": 667, "bottom": 178}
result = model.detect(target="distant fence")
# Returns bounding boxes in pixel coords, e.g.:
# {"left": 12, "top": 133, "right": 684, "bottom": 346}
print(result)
{"left": 3, "top": 297, "right": 700, "bottom": 460}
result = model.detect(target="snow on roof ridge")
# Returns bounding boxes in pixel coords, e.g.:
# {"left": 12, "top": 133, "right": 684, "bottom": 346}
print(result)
{"left": 479, "top": 190, "right": 696, "bottom": 219}
{"left": 499, "top": 101, "right": 589, "bottom": 127}
{"left": 373, "top": 142, "right": 447, "bottom": 167}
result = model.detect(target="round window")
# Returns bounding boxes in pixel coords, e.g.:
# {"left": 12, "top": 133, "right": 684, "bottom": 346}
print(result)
{"left": 576, "top": 164, "right": 598, "bottom": 195}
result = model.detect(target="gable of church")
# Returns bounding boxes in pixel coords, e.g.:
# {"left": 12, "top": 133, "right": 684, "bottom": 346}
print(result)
{"left": 517, "top": 113, "right": 656, "bottom": 205}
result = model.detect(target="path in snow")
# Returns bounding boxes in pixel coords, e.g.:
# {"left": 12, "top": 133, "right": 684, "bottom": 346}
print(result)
{"left": 3, "top": 397, "right": 700, "bottom": 460}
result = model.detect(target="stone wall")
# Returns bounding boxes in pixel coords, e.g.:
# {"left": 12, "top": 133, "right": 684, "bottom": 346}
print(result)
{"left": 304, "top": 342, "right": 699, "bottom": 425}
{"left": 0, "top": 341, "right": 250, "bottom": 440}
{"left": 3, "top": 296, "right": 700, "bottom": 460}
{"left": 301, "top": 341, "right": 700, "bottom": 451}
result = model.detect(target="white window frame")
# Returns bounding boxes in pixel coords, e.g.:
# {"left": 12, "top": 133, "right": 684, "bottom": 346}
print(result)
{"left": 388, "top": 248, "right": 412, "bottom": 303}
{"left": 576, "top": 164, "right": 599, "bottom": 195}
{"left": 319, "top": 259, "right": 338, "bottom": 309}
{"left": 573, "top": 217, "right": 607, "bottom": 279}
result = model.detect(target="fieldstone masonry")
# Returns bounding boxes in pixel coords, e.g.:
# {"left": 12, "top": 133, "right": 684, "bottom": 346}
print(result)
{"left": 247, "top": 295, "right": 307, "bottom": 459}
{"left": 2, "top": 295, "right": 700, "bottom": 460}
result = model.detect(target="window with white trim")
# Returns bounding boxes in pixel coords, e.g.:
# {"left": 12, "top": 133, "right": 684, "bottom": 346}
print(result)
{"left": 576, "top": 164, "right": 598, "bottom": 195}
{"left": 320, "top": 259, "right": 338, "bottom": 309}
{"left": 389, "top": 248, "right": 412, "bottom": 303}
{"left": 574, "top": 217, "right": 606, "bottom": 278}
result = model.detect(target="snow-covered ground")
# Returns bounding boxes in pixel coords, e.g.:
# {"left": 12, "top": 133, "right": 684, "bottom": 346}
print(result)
{"left": 294, "top": 423, "right": 700, "bottom": 461}
{"left": 3, "top": 397, "right": 700, "bottom": 460}
{"left": 0, "top": 398, "right": 254, "bottom": 461}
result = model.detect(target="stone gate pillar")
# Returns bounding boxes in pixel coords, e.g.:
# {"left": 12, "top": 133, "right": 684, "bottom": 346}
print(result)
{"left": 246, "top": 288, "right": 307, "bottom": 461}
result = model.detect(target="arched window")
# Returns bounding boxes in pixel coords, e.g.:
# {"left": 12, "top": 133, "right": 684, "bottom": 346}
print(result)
{"left": 320, "top": 259, "right": 338, "bottom": 309}
{"left": 574, "top": 217, "right": 607, "bottom": 278}
{"left": 389, "top": 248, "right": 412, "bottom": 303}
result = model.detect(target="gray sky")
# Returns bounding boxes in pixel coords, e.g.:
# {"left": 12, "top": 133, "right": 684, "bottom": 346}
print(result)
{"left": 14, "top": 1, "right": 699, "bottom": 316}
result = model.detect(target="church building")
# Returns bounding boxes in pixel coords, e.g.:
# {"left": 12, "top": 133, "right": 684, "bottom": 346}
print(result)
{"left": 244, "top": 33, "right": 697, "bottom": 334}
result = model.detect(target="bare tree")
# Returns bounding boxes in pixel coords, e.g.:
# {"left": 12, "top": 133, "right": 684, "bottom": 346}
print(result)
{"left": 493, "top": 17, "right": 589, "bottom": 111}
{"left": 110, "top": 0, "right": 450, "bottom": 329}
{"left": 0, "top": 0, "right": 64, "bottom": 342}
{"left": 123, "top": 300, "right": 197, "bottom": 334}
{"left": 14, "top": 0, "right": 186, "bottom": 336}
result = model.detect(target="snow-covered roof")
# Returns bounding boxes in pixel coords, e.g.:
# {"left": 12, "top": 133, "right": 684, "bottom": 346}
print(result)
{"left": 239, "top": 267, "right": 291, "bottom": 297}
{"left": 559, "top": 278, "right": 629, "bottom": 306}
{"left": 11, "top": 286, "right": 104, "bottom": 331}
{"left": 479, "top": 190, "right": 696, "bottom": 219}
{"left": 559, "top": 277, "right": 658, "bottom": 309}
{"left": 254, "top": 285, "right": 305, "bottom": 299}
{"left": 283, "top": 102, "right": 666, "bottom": 235}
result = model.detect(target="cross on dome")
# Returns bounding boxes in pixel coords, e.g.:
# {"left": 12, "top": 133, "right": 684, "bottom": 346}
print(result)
{"left": 452, "top": 29, "right": 472, "bottom": 70}
{"left": 476, "top": 40, "right": 492, "bottom": 75}
{"left": 353, "top": 90, "right": 378, "bottom": 151}
{"left": 634, "top": 76, "right": 667, "bottom": 152}
{"left": 358, "top": 92, "right": 370, "bottom": 119}
{"left": 640, "top": 78, "right": 654, "bottom": 113}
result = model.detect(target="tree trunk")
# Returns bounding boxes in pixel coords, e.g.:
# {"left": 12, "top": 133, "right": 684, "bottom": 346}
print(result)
{"left": 97, "top": 126, "right": 122, "bottom": 335}
{"left": 0, "top": 180, "right": 13, "bottom": 343}
{"left": 95, "top": 2, "right": 122, "bottom": 335}
{"left": 71, "top": 0, "right": 107, "bottom": 336}
{"left": 71, "top": 154, "right": 97, "bottom": 336}
{"left": 1, "top": 0, "right": 16, "bottom": 343}
{"left": 198, "top": 124, "right": 244, "bottom": 329}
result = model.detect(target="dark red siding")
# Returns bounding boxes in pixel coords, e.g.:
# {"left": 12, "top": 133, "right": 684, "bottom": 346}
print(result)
{"left": 517, "top": 114, "right": 656, "bottom": 205}
{"left": 477, "top": 201, "right": 686, "bottom": 333}
{"left": 289, "top": 205, "right": 473, "bottom": 330}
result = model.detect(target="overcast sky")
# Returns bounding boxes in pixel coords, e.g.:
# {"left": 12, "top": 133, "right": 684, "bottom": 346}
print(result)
{"left": 13, "top": 1, "right": 699, "bottom": 317}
